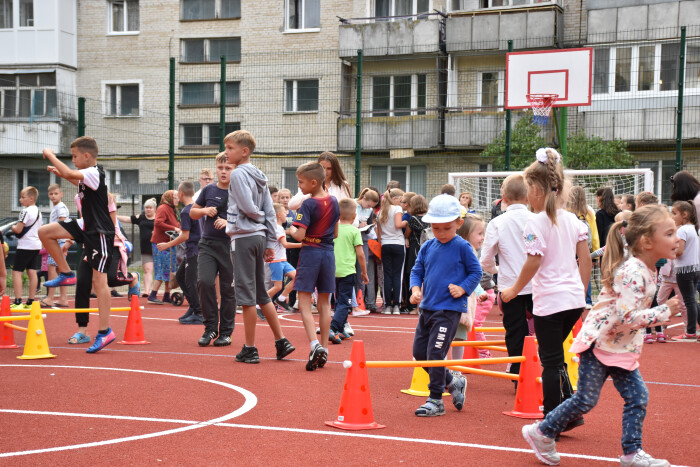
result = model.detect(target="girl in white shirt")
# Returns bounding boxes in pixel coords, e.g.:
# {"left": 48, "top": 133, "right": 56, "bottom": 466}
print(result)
{"left": 500, "top": 148, "right": 592, "bottom": 420}
{"left": 376, "top": 188, "right": 406, "bottom": 315}
{"left": 670, "top": 200, "right": 700, "bottom": 340}
{"left": 288, "top": 151, "right": 352, "bottom": 210}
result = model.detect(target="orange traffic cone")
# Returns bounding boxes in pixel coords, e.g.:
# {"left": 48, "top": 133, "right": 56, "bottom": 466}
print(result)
{"left": 356, "top": 289, "right": 366, "bottom": 311}
{"left": 326, "top": 340, "right": 385, "bottom": 430}
{"left": 460, "top": 331, "right": 481, "bottom": 369}
{"left": 503, "top": 336, "right": 543, "bottom": 419}
{"left": 118, "top": 296, "right": 150, "bottom": 345}
{"left": 0, "top": 296, "right": 18, "bottom": 349}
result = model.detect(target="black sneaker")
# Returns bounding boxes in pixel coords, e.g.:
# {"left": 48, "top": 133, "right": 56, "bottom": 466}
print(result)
{"left": 235, "top": 345, "right": 260, "bottom": 364}
{"left": 213, "top": 335, "right": 232, "bottom": 347}
{"left": 306, "top": 343, "right": 327, "bottom": 371}
{"left": 181, "top": 313, "right": 204, "bottom": 325}
{"left": 198, "top": 330, "right": 218, "bottom": 347}
{"left": 111, "top": 290, "right": 123, "bottom": 297}
{"left": 256, "top": 306, "right": 266, "bottom": 321}
{"left": 275, "top": 337, "right": 295, "bottom": 360}
{"left": 178, "top": 308, "right": 194, "bottom": 323}
{"left": 274, "top": 299, "right": 294, "bottom": 313}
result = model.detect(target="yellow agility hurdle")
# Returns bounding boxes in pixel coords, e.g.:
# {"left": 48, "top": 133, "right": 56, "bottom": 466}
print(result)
{"left": 451, "top": 339, "right": 506, "bottom": 346}
{"left": 473, "top": 327, "right": 505, "bottom": 332}
{"left": 360, "top": 356, "right": 524, "bottom": 369}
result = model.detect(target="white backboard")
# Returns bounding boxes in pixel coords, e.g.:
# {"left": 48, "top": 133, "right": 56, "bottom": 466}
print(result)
{"left": 505, "top": 48, "right": 592, "bottom": 109}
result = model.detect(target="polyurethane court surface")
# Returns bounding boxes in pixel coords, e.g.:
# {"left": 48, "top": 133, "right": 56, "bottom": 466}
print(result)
{"left": 1, "top": 297, "right": 697, "bottom": 466}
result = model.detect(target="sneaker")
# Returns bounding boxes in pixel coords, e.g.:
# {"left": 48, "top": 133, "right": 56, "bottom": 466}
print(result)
{"left": 86, "top": 328, "right": 116, "bottom": 354}
{"left": 585, "top": 303, "right": 593, "bottom": 310}
{"left": 381, "top": 308, "right": 392, "bottom": 315}
{"left": 148, "top": 297, "right": 164, "bottom": 305}
{"left": 181, "top": 313, "right": 204, "bottom": 325}
{"left": 198, "top": 330, "right": 218, "bottom": 347}
{"left": 344, "top": 322, "right": 354, "bottom": 337}
{"left": 274, "top": 299, "right": 294, "bottom": 313}
{"left": 392, "top": 305, "right": 400, "bottom": 315}
{"left": 447, "top": 374, "right": 467, "bottom": 410}
{"left": 111, "top": 289, "right": 123, "bottom": 297}
{"left": 316, "top": 327, "right": 321, "bottom": 334}
{"left": 275, "top": 337, "right": 295, "bottom": 360}
{"left": 671, "top": 332, "right": 697, "bottom": 341}
{"left": 352, "top": 308, "right": 370, "bottom": 317}
{"left": 178, "top": 308, "right": 194, "bottom": 323}
{"left": 656, "top": 333, "right": 667, "bottom": 343}
{"left": 329, "top": 329, "right": 342, "bottom": 345}
{"left": 619, "top": 450, "right": 670, "bottom": 467}
{"left": 128, "top": 272, "right": 141, "bottom": 300}
{"left": 644, "top": 334, "right": 654, "bottom": 344}
{"left": 561, "top": 416, "right": 584, "bottom": 432}
{"left": 10, "top": 303, "right": 28, "bottom": 310}
{"left": 44, "top": 272, "right": 77, "bottom": 288}
{"left": 522, "top": 422, "right": 560, "bottom": 466}
{"left": 235, "top": 345, "right": 260, "bottom": 364}
{"left": 415, "top": 398, "right": 446, "bottom": 417}
{"left": 213, "top": 335, "right": 232, "bottom": 347}
{"left": 256, "top": 306, "right": 267, "bottom": 321}
{"left": 306, "top": 343, "right": 327, "bottom": 371}
{"left": 366, "top": 305, "right": 377, "bottom": 313}
{"left": 339, "top": 329, "right": 353, "bottom": 340}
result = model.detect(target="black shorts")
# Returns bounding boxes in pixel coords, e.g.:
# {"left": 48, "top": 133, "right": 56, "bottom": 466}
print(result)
{"left": 59, "top": 220, "right": 114, "bottom": 273}
{"left": 13, "top": 249, "right": 40, "bottom": 272}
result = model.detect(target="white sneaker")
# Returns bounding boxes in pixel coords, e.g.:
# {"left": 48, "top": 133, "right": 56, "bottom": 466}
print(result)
{"left": 344, "top": 322, "right": 354, "bottom": 336}
{"left": 352, "top": 308, "right": 370, "bottom": 317}
{"left": 381, "top": 308, "right": 392, "bottom": 314}
{"left": 522, "top": 422, "right": 560, "bottom": 465}
{"left": 619, "top": 450, "right": 670, "bottom": 467}
{"left": 392, "top": 305, "right": 400, "bottom": 315}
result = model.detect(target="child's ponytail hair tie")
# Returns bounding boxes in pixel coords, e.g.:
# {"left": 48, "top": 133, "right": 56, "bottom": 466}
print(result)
{"left": 621, "top": 220, "right": 628, "bottom": 228}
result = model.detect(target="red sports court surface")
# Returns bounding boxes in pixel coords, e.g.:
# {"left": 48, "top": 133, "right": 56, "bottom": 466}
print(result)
{"left": 1, "top": 298, "right": 697, "bottom": 466}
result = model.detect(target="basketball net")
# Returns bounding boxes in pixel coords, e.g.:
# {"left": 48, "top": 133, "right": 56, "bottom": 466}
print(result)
{"left": 526, "top": 93, "right": 558, "bottom": 126}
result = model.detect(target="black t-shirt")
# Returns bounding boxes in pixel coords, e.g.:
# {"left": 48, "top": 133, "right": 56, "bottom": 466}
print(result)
{"left": 596, "top": 209, "right": 617, "bottom": 248}
{"left": 195, "top": 184, "right": 229, "bottom": 241}
{"left": 131, "top": 214, "right": 155, "bottom": 254}
{"left": 79, "top": 165, "right": 114, "bottom": 235}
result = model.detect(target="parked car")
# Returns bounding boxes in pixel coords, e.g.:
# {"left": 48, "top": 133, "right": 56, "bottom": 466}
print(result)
{"left": 1, "top": 216, "right": 79, "bottom": 270}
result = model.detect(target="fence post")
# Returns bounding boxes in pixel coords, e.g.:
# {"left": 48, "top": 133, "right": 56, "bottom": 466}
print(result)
{"left": 676, "top": 26, "right": 686, "bottom": 172}
{"left": 78, "top": 97, "right": 85, "bottom": 137}
{"left": 220, "top": 55, "right": 226, "bottom": 152}
{"left": 354, "top": 49, "right": 363, "bottom": 197}
{"left": 505, "top": 40, "right": 512, "bottom": 171}
{"left": 169, "top": 57, "right": 175, "bottom": 190}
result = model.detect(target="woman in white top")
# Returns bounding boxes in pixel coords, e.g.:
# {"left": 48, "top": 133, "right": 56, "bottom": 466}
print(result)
{"left": 288, "top": 152, "right": 352, "bottom": 210}
{"left": 376, "top": 188, "right": 406, "bottom": 315}
{"left": 669, "top": 200, "right": 700, "bottom": 340}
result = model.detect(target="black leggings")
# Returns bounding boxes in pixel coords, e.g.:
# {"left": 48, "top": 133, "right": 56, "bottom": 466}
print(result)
{"left": 676, "top": 271, "right": 700, "bottom": 334}
{"left": 381, "top": 244, "right": 405, "bottom": 307}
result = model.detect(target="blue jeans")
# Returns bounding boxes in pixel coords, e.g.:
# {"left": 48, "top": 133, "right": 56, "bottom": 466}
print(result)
{"left": 332, "top": 274, "right": 355, "bottom": 332}
{"left": 539, "top": 348, "right": 649, "bottom": 455}
{"left": 585, "top": 278, "right": 592, "bottom": 306}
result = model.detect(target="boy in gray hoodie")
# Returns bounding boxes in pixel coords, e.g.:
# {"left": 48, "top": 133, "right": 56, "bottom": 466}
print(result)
{"left": 225, "top": 130, "right": 295, "bottom": 364}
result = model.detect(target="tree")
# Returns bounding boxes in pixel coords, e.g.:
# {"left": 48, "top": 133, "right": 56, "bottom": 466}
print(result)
{"left": 484, "top": 115, "right": 634, "bottom": 171}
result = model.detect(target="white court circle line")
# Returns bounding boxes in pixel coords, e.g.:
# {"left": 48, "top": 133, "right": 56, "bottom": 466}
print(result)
{"left": 0, "top": 364, "right": 257, "bottom": 458}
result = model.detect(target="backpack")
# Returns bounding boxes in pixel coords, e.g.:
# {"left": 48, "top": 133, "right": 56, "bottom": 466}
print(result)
{"left": 417, "top": 216, "right": 434, "bottom": 246}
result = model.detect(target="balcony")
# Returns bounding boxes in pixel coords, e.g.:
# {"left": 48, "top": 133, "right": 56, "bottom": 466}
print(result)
{"left": 0, "top": 121, "right": 75, "bottom": 155}
{"left": 338, "top": 111, "right": 440, "bottom": 151}
{"left": 338, "top": 14, "right": 442, "bottom": 58}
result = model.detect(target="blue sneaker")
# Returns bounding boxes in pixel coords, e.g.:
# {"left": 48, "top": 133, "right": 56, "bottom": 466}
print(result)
{"left": 86, "top": 328, "right": 116, "bottom": 353}
{"left": 45, "top": 272, "right": 77, "bottom": 288}
{"left": 128, "top": 272, "right": 141, "bottom": 300}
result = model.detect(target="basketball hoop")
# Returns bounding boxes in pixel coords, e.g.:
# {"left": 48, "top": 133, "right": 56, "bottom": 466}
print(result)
{"left": 526, "top": 94, "right": 558, "bottom": 125}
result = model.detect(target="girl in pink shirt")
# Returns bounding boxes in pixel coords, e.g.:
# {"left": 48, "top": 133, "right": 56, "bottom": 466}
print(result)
{"left": 500, "top": 148, "right": 592, "bottom": 421}
{"left": 522, "top": 204, "right": 679, "bottom": 467}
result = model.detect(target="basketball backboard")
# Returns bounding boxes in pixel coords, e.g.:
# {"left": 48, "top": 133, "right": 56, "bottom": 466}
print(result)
{"left": 505, "top": 48, "right": 593, "bottom": 109}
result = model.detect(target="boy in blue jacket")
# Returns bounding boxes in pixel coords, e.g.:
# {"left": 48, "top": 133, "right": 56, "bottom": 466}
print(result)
{"left": 410, "top": 194, "right": 482, "bottom": 417}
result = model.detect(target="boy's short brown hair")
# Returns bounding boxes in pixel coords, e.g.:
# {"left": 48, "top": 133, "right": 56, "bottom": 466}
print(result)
{"left": 215, "top": 151, "right": 228, "bottom": 165}
{"left": 409, "top": 195, "right": 428, "bottom": 216}
{"left": 48, "top": 183, "right": 62, "bottom": 192}
{"left": 635, "top": 191, "right": 658, "bottom": 207}
{"left": 338, "top": 198, "right": 357, "bottom": 220}
{"left": 178, "top": 180, "right": 195, "bottom": 197}
{"left": 269, "top": 185, "right": 279, "bottom": 195}
{"left": 441, "top": 183, "right": 456, "bottom": 196}
{"left": 224, "top": 129, "right": 256, "bottom": 153}
{"left": 273, "top": 202, "right": 286, "bottom": 214}
{"left": 20, "top": 186, "right": 39, "bottom": 200}
{"left": 296, "top": 161, "right": 324, "bottom": 184}
{"left": 502, "top": 174, "right": 528, "bottom": 202}
{"left": 70, "top": 136, "right": 99, "bottom": 157}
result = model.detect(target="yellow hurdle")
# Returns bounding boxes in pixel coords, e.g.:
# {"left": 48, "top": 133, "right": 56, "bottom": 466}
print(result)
{"left": 18, "top": 302, "right": 55, "bottom": 360}
{"left": 478, "top": 345, "right": 508, "bottom": 352}
{"left": 473, "top": 327, "right": 505, "bottom": 332}
{"left": 448, "top": 365, "right": 520, "bottom": 381}
{"left": 4, "top": 323, "right": 28, "bottom": 332}
{"left": 364, "top": 356, "right": 525, "bottom": 369}
{"left": 0, "top": 315, "right": 31, "bottom": 322}
{"left": 451, "top": 340, "right": 506, "bottom": 347}
{"left": 41, "top": 307, "right": 138, "bottom": 313}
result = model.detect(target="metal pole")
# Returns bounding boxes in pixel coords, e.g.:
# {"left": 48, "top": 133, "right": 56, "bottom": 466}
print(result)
{"left": 220, "top": 55, "right": 226, "bottom": 152}
{"left": 78, "top": 97, "right": 85, "bottom": 137}
{"left": 505, "top": 40, "right": 512, "bottom": 171}
{"left": 559, "top": 106, "right": 568, "bottom": 165}
{"left": 676, "top": 26, "right": 686, "bottom": 172}
{"left": 169, "top": 57, "right": 175, "bottom": 190}
{"left": 354, "top": 49, "right": 363, "bottom": 197}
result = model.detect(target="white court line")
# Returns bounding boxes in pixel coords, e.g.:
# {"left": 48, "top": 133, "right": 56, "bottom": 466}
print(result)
{"left": 0, "top": 365, "right": 256, "bottom": 458}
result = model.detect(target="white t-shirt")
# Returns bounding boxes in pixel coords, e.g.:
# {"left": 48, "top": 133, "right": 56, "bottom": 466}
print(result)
{"left": 50, "top": 201, "right": 69, "bottom": 223}
{"left": 17, "top": 205, "right": 43, "bottom": 250}
{"left": 674, "top": 224, "right": 700, "bottom": 273}
{"left": 272, "top": 224, "right": 287, "bottom": 262}
{"left": 379, "top": 205, "right": 405, "bottom": 246}
{"left": 522, "top": 209, "right": 588, "bottom": 316}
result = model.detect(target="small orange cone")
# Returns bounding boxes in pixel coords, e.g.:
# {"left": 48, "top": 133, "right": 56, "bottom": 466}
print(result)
{"left": 118, "top": 296, "right": 150, "bottom": 345}
{"left": 356, "top": 289, "right": 366, "bottom": 311}
{"left": 326, "top": 340, "right": 385, "bottom": 430}
{"left": 0, "top": 296, "right": 18, "bottom": 349}
{"left": 460, "top": 331, "right": 482, "bottom": 369}
{"left": 503, "top": 336, "right": 543, "bottom": 419}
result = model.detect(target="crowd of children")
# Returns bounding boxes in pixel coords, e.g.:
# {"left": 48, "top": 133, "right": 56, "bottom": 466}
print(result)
{"left": 5, "top": 134, "right": 696, "bottom": 466}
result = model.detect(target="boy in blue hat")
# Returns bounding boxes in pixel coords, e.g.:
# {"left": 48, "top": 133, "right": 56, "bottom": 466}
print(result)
{"left": 409, "top": 194, "right": 482, "bottom": 416}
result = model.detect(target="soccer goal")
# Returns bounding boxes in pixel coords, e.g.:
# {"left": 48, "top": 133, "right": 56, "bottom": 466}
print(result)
{"left": 448, "top": 168, "right": 654, "bottom": 221}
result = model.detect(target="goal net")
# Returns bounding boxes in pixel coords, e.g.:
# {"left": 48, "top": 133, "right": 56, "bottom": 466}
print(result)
{"left": 448, "top": 168, "right": 655, "bottom": 301}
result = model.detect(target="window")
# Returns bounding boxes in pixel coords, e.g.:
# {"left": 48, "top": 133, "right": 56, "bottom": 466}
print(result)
{"left": 375, "top": 0, "right": 429, "bottom": 19}
{"left": 106, "top": 169, "right": 139, "bottom": 188}
{"left": 19, "top": 0, "right": 32, "bottom": 27}
{"left": 181, "top": 122, "right": 241, "bottom": 146}
{"left": 0, "top": 0, "right": 12, "bottom": 28}
{"left": 615, "top": 47, "right": 631, "bottom": 92}
{"left": 181, "top": 0, "right": 240, "bottom": 20}
{"left": 0, "top": 73, "right": 57, "bottom": 119}
{"left": 181, "top": 38, "right": 241, "bottom": 62}
{"left": 592, "top": 48, "right": 609, "bottom": 94}
{"left": 104, "top": 82, "right": 140, "bottom": 117}
{"left": 638, "top": 160, "right": 675, "bottom": 204}
{"left": 285, "top": 0, "right": 320, "bottom": 31}
{"left": 476, "top": 0, "right": 552, "bottom": 8}
{"left": 284, "top": 79, "right": 319, "bottom": 112}
{"left": 109, "top": 0, "right": 139, "bottom": 33}
{"left": 371, "top": 74, "right": 427, "bottom": 116}
{"left": 477, "top": 71, "right": 504, "bottom": 109}
{"left": 15, "top": 169, "right": 57, "bottom": 209}
{"left": 180, "top": 81, "right": 240, "bottom": 106}
{"left": 369, "top": 165, "right": 426, "bottom": 196}
{"left": 282, "top": 167, "right": 298, "bottom": 191}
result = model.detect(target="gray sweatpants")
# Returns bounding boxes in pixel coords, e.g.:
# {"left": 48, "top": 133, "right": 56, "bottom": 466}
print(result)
{"left": 197, "top": 238, "right": 236, "bottom": 336}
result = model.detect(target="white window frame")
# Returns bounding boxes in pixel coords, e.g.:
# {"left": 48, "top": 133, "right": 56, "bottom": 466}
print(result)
{"left": 179, "top": 81, "right": 241, "bottom": 106}
{"left": 0, "top": 73, "right": 58, "bottom": 119}
{"left": 476, "top": 70, "right": 504, "bottom": 110}
{"left": 371, "top": 0, "right": 433, "bottom": 20}
{"left": 181, "top": 37, "right": 241, "bottom": 63}
{"left": 101, "top": 80, "right": 143, "bottom": 117}
{"left": 284, "top": 0, "right": 320, "bottom": 33}
{"left": 180, "top": 0, "right": 241, "bottom": 21}
{"left": 369, "top": 74, "right": 427, "bottom": 116}
{"left": 18, "top": 0, "right": 33, "bottom": 28}
{"left": 470, "top": 0, "right": 558, "bottom": 10}
{"left": 107, "top": 0, "right": 139, "bottom": 35}
{"left": 284, "top": 79, "right": 319, "bottom": 113}
{"left": 106, "top": 169, "right": 140, "bottom": 204}
{"left": 0, "top": 0, "right": 13, "bottom": 29}
{"left": 13, "top": 169, "right": 57, "bottom": 211}
{"left": 371, "top": 165, "right": 426, "bottom": 194}
{"left": 180, "top": 122, "right": 241, "bottom": 147}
